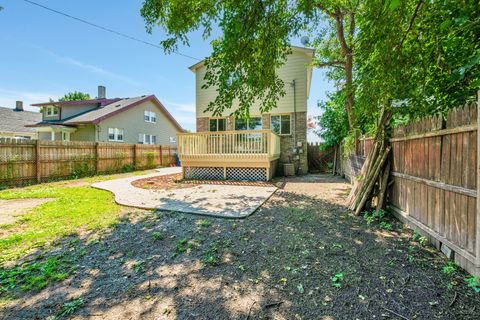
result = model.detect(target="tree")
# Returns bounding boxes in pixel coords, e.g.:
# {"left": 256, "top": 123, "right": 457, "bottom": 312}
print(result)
{"left": 58, "top": 91, "right": 91, "bottom": 102}
{"left": 141, "top": 0, "right": 359, "bottom": 125}
{"left": 315, "top": 91, "right": 349, "bottom": 148}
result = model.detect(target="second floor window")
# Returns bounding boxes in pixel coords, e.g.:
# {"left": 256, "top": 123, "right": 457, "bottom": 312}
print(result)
{"left": 235, "top": 117, "right": 262, "bottom": 131}
{"left": 144, "top": 111, "right": 157, "bottom": 123}
{"left": 46, "top": 106, "right": 59, "bottom": 116}
{"left": 209, "top": 118, "right": 226, "bottom": 131}
{"left": 108, "top": 128, "right": 124, "bottom": 142}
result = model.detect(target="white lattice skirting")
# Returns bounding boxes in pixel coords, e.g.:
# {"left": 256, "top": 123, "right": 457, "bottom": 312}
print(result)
{"left": 184, "top": 167, "right": 268, "bottom": 181}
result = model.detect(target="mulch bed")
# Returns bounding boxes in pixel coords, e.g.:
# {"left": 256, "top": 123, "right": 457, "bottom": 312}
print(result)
{"left": 131, "top": 173, "right": 277, "bottom": 190}
{"left": 2, "top": 174, "right": 479, "bottom": 320}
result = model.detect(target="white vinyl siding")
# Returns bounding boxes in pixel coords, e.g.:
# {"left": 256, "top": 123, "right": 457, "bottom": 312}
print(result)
{"left": 108, "top": 128, "right": 124, "bottom": 142}
{"left": 195, "top": 49, "right": 310, "bottom": 117}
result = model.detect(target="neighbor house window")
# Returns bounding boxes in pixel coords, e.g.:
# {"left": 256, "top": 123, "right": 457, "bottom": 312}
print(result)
{"left": 108, "top": 128, "right": 124, "bottom": 142}
{"left": 138, "top": 133, "right": 157, "bottom": 145}
{"left": 235, "top": 117, "right": 262, "bottom": 131}
{"left": 209, "top": 118, "right": 226, "bottom": 131}
{"left": 169, "top": 136, "right": 176, "bottom": 143}
{"left": 270, "top": 115, "right": 291, "bottom": 135}
{"left": 46, "top": 106, "right": 59, "bottom": 116}
{"left": 144, "top": 111, "right": 157, "bottom": 123}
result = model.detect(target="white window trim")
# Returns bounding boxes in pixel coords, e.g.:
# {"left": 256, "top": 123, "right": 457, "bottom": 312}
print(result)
{"left": 270, "top": 114, "right": 292, "bottom": 135}
{"left": 46, "top": 106, "right": 59, "bottom": 116}
{"left": 144, "top": 110, "right": 157, "bottom": 123}
{"left": 108, "top": 128, "right": 124, "bottom": 142}
{"left": 138, "top": 133, "right": 157, "bottom": 145}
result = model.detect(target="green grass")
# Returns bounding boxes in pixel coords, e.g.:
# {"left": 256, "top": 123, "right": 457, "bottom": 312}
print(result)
{"left": 0, "top": 185, "right": 120, "bottom": 263}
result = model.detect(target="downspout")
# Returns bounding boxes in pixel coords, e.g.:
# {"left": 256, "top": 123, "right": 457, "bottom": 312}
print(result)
{"left": 291, "top": 80, "right": 297, "bottom": 146}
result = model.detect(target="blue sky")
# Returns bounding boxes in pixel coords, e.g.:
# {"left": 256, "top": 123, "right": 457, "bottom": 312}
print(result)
{"left": 0, "top": 0, "right": 334, "bottom": 141}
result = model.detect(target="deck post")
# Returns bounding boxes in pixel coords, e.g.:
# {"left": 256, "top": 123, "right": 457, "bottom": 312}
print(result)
{"left": 36, "top": 139, "right": 41, "bottom": 183}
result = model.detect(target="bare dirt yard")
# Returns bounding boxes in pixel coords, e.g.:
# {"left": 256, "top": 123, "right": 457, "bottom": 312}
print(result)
{"left": 1, "top": 174, "right": 479, "bottom": 319}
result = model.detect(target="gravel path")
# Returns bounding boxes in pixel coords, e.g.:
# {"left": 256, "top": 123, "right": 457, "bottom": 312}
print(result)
{"left": 92, "top": 167, "right": 277, "bottom": 218}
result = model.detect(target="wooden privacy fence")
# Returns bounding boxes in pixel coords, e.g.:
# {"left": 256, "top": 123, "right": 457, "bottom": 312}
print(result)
{"left": 388, "top": 102, "right": 478, "bottom": 275}
{"left": 307, "top": 143, "right": 335, "bottom": 173}
{"left": 0, "top": 139, "right": 177, "bottom": 187}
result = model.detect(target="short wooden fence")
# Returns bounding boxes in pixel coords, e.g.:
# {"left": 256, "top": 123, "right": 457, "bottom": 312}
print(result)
{"left": 0, "top": 139, "right": 177, "bottom": 187}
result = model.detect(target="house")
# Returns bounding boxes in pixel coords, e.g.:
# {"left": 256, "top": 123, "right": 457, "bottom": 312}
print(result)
{"left": 0, "top": 101, "right": 42, "bottom": 139}
{"left": 178, "top": 46, "right": 314, "bottom": 181}
{"left": 28, "top": 86, "right": 183, "bottom": 146}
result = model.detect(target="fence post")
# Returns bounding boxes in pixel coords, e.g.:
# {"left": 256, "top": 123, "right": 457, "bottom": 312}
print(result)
{"left": 476, "top": 90, "right": 480, "bottom": 270}
{"left": 95, "top": 142, "right": 100, "bottom": 173}
{"left": 159, "top": 145, "right": 163, "bottom": 167}
{"left": 168, "top": 146, "right": 172, "bottom": 166}
{"left": 133, "top": 144, "right": 137, "bottom": 169}
{"left": 36, "top": 139, "right": 41, "bottom": 183}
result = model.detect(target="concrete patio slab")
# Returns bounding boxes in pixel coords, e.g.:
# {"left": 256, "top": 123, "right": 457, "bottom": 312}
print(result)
{"left": 91, "top": 167, "right": 277, "bottom": 218}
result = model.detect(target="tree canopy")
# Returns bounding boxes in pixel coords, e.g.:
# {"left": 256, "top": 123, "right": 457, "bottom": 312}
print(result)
{"left": 58, "top": 91, "right": 91, "bottom": 102}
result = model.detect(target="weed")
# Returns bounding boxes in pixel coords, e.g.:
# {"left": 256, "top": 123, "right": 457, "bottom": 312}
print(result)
{"left": 332, "top": 243, "right": 343, "bottom": 249}
{"left": 331, "top": 273, "right": 345, "bottom": 288}
{"left": 0, "top": 255, "right": 73, "bottom": 294}
{"left": 363, "top": 209, "right": 385, "bottom": 225}
{"left": 464, "top": 277, "right": 480, "bottom": 293}
{"left": 198, "top": 219, "right": 211, "bottom": 227}
{"left": 442, "top": 262, "right": 456, "bottom": 275}
{"left": 152, "top": 231, "right": 164, "bottom": 241}
{"left": 379, "top": 221, "right": 393, "bottom": 231}
{"left": 132, "top": 261, "right": 146, "bottom": 273}
{"left": 174, "top": 239, "right": 196, "bottom": 255}
{"left": 412, "top": 230, "right": 428, "bottom": 246}
{"left": 57, "top": 298, "right": 84, "bottom": 318}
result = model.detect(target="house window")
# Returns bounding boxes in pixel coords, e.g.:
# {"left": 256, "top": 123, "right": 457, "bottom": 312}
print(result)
{"left": 108, "top": 128, "right": 124, "bottom": 142}
{"left": 169, "top": 136, "right": 176, "bottom": 143}
{"left": 46, "top": 106, "right": 59, "bottom": 116}
{"left": 138, "top": 133, "right": 157, "bottom": 145}
{"left": 144, "top": 111, "right": 157, "bottom": 123}
{"left": 271, "top": 115, "right": 291, "bottom": 135}
{"left": 235, "top": 117, "right": 262, "bottom": 131}
{"left": 209, "top": 118, "right": 226, "bottom": 132}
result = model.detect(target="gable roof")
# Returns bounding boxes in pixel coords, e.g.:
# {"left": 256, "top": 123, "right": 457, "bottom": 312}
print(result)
{"left": 30, "top": 95, "right": 185, "bottom": 132}
{"left": 0, "top": 107, "right": 42, "bottom": 134}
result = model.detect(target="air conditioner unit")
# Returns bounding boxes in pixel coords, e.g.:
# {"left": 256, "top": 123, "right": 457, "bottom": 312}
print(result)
{"left": 284, "top": 163, "right": 295, "bottom": 176}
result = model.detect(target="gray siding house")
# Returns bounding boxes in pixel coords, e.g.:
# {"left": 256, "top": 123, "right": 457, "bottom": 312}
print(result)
{"left": 28, "top": 86, "right": 183, "bottom": 146}
{"left": 0, "top": 101, "right": 42, "bottom": 139}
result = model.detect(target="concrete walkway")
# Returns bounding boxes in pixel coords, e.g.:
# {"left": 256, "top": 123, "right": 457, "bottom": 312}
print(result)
{"left": 91, "top": 167, "right": 277, "bottom": 218}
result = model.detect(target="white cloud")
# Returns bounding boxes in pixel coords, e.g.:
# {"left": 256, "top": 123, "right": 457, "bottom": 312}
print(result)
{"left": 163, "top": 100, "right": 196, "bottom": 113}
{"left": 0, "top": 88, "right": 59, "bottom": 112}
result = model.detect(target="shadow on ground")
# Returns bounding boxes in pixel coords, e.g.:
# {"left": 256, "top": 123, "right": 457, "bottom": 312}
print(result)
{"left": 1, "top": 174, "right": 479, "bottom": 320}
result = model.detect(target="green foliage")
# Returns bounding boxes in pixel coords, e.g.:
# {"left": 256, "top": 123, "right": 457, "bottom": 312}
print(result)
{"left": 145, "top": 152, "right": 156, "bottom": 169}
{"left": 132, "top": 261, "right": 146, "bottom": 273}
{"left": 442, "top": 262, "right": 456, "bottom": 276}
{"left": 464, "top": 276, "right": 480, "bottom": 293}
{"left": 58, "top": 91, "right": 91, "bottom": 102}
{"left": 0, "top": 255, "right": 73, "bottom": 294}
{"left": 331, "top": 272, "right": 344, "bottom": 288}
{"left": 56, "top": 298, "right": 84, "bottom": 318}
{"left": 412, "top": 230, "right": 428, "bottom": 246}
{"left": 152, "top": 231, "right": 164, "bottom": 241}
{"left": 316, "top": 91, "right": 349, "bottom": 148}
{"left": 0, "top": 185, "right": 120, "bottom": 262}
{"left": 363, "top": 209, "right": 385, "bottom": 225}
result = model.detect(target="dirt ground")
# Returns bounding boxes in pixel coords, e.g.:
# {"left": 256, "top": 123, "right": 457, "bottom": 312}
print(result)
{"left": 0, "top": 198, "right": 54, "bottom": 225}
{"left": 1, "top": 174, "right": 480, "bottom": 319}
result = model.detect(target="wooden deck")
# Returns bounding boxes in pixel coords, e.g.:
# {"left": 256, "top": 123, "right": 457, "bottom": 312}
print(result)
{"left": 177, "top": 130, "right": 280, "bottom": 181}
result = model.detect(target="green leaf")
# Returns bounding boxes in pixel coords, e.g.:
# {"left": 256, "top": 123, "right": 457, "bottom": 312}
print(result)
{"left": 389, "top": 0, "right": 400, "bottom": 11}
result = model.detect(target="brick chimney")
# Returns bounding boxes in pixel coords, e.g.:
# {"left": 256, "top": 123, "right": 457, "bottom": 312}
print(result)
{"left": 98, "top": 85, "right": 106, "bottom": 99}
{"left": 15, "top": 101, "right": 24, "bottom": 111}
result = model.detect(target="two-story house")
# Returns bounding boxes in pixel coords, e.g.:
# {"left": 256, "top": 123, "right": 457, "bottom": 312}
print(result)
{"left": 28, "top": 86, "right": 183, "bottom": 146}
{"left": 177, "top": 46, "right": 314, "bottom": 181}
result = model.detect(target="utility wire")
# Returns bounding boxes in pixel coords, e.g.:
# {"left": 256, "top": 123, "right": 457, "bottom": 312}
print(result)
{"left": 22, "top": 0, "right": 200, "bottom": 61}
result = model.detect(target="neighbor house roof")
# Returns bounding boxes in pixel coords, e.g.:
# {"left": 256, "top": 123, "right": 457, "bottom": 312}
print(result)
{"left": 29, "top": 95, "right": 185, "bottom": 132}
{"left": 0, "top": 107, "right": 42, "bottom": 134}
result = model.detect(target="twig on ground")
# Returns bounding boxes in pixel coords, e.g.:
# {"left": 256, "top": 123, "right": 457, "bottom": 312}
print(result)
{"left": 380, "top": 306, "right": 410, "bottom": 320}
{"left": 246, "top": 301, "right": 257, "bottom": 320}
{"left": 449, "top": 291, "right": 457, "bottom": 307}
{"left": 263, "top": 301, "right": 283, "bottom": 309}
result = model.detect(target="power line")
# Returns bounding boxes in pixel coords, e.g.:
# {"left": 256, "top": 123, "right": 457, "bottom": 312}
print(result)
{"left": 22, "top": 0, "right": 200, "bottom": 61}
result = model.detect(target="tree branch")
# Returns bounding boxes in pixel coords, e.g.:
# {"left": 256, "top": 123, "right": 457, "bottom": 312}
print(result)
{"left": 317, "top": 60, "right": 346, "bottom": 68}
{"left": 315, "top": 3, "right": 337, "bottom": 19}
{"left": 399, "top": 0, "right": 424, "bottom": 49}
{"left": 334, "top": 8, "right": 351, "bottom": 56}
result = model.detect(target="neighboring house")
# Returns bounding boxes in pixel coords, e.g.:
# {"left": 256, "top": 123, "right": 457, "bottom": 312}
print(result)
{"left": 28, "top": 86, "right": 183, "bottom": 146}
{"left": 178, "top": 46, "right": 314, "bottom": 181}
{"left": 0, "top": 101, "right": 42, "bottom": 139}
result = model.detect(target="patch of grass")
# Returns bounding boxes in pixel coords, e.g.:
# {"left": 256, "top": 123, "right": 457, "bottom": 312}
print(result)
{"left": 0, "top": 254, "right": 74, "bottom": 295}
{"left": 132, "top": 261, "right": 146, "bottom": 273}
{"left": 0, "top": 185, "right": 120, "bottom": 262}
{"left": 201, "top": 239, "right": 232, "bottom": 266}
{"left": 174, "top": 238, "right": 198, "bottom": 256}
{"left": 152, "top": 231, "right": 164, "bottom": 241}
{"left": 56, "top": 297, "right": 84, "bottom": 318}
{"left": 331, "top": 272, "right": 345, "bottom": 288}
{"left": 464, "top": 276, "right": 480, "bottom": 293}
{"left": 442, "top": 261, "right": 457, "bottom": 275}
{"left": 197, "top": 219, "right": 211, "bottom": 227}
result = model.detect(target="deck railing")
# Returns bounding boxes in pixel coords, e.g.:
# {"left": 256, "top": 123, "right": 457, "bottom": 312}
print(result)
{"left": 178, "top": 130, "right": 280, "bottom": 160}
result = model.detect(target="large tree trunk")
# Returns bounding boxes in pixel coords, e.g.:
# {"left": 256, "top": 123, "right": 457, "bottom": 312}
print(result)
{"left": 345, "top": 53, "right": 354, "bottom": 128}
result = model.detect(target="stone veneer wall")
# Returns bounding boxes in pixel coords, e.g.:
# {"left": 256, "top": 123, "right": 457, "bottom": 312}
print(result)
{"left": 196, "top": 112, "right": 308, "bottom": 175}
